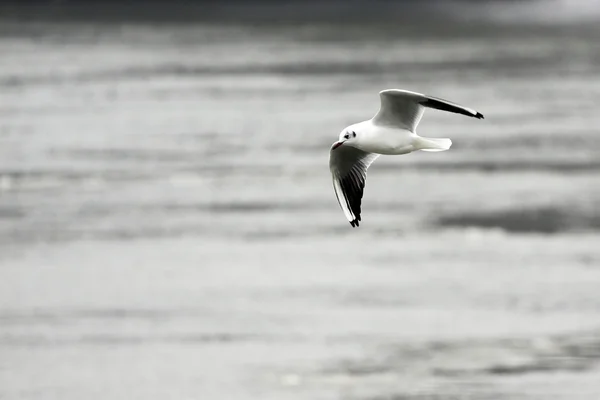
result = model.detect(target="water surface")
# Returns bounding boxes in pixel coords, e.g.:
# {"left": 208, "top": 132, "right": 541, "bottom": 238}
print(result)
{"left": 1, "top": 11, "right": 600, "bottom": 400}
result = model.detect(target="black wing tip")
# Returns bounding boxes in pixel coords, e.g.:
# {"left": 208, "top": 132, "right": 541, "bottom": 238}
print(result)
{"left": 421, "top": 98, "right": 484, "bottom": 120}
{"left": 349, "top": 215, "right": 361, "bottom": 228}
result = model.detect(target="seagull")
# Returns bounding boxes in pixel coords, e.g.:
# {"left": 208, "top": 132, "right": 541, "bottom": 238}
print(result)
{"left": 329, "top": 89, "right": 484, "bottom": 227}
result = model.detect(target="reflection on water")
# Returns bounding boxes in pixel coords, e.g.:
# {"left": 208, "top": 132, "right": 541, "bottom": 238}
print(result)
{"left": 1, "top": 7, "right": 600, "bottom": 400}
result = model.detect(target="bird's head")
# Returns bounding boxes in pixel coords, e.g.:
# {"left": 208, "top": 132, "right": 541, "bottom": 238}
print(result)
{"left": 331, "top": 129, "right": 357, "bottom": 150}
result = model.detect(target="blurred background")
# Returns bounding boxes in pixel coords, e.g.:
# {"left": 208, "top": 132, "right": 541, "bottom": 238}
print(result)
{"left": 1, "top": 0, "right": 600, "bottom": 399}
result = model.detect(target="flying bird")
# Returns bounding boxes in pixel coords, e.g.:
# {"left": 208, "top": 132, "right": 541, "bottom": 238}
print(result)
{"left": 329, "top": 89, "right": 484, "bottom": 227}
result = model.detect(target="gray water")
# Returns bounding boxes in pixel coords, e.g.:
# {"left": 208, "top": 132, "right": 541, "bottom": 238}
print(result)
{"left": 1, "top": 11, "right": 600, "bottom": 400}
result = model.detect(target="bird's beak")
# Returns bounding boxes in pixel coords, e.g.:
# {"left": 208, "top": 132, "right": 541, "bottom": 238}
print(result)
{"left": 331, "top": 141, "right": 344, "bottom": 150}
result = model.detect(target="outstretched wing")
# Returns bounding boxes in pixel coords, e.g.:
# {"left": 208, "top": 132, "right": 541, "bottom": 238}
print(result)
{"left": 372, "top": 89, "right": 484, "bottom": 131}
{"left": 329, "top": 145, "right": 379, "bottom": 227}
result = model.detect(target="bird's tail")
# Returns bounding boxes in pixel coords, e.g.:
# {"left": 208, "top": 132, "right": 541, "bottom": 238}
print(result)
{"left": 415, "top": 137, "right": 452, "bottom": 152}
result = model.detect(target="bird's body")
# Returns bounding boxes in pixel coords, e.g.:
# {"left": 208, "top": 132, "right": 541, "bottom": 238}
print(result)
{"left": 329, "top": 89, "right": 484, "bottom": 227}
{"left": 345, "top": 121, "right": 417, "bottom": 155}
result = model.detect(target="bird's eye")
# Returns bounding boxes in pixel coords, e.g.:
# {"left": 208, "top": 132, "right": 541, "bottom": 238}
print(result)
{"left": 344, "top": 134, "right": 349, "bottom": 139}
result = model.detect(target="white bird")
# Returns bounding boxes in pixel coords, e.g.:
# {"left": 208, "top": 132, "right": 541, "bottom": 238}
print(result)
{"left": 329, "top": 89, "right": 484, "bottom": 227}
